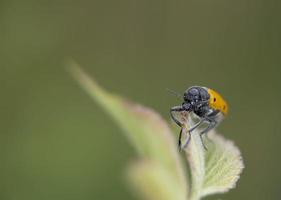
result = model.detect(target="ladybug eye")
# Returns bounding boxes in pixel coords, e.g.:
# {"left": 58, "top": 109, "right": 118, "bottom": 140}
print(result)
{"left": 189, "top": 88, "right": 199, "bottom": 96}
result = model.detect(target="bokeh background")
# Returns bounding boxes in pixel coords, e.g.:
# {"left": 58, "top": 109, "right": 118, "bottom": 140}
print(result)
{"left": 1, "top": 0, "right": 281, "bottom": 199}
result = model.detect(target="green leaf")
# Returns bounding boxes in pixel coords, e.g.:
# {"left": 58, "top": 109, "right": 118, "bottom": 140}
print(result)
{"left": 202, "top": 131, "right": 244, "bottom": 197}
{"left": 68, "top": 62, "right": 188, "bottom": 200}
{"left": 182, "top": 113, "right": 244, "bottom": 200}
{"left": 128, "top": 160, "right": 187, "bottom": 200}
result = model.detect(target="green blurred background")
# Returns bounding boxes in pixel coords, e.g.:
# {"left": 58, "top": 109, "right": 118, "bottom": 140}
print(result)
{"left": 1, "top": 0, "right": 281, "bottom": 199}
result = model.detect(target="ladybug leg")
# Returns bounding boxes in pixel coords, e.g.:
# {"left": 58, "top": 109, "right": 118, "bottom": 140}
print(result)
{"left": 178, "top": 128, "right": 184, "bottom": 151}
{"left": 188, "top": 119, "right": 205, "bottom": 133}
{"left": 170, "top": 106, "right": 185, "bottom": 127}
{"left": 182, "top": 119, "right": 205, "bottom": 149}
{"left": 170, "top": 105, "right": 187, "bottom": 150}
{"left": 199, "top": 120, "right": 217, "bottom": 150}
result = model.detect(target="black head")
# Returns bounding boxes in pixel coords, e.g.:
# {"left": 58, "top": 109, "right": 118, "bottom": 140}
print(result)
{"left": 183, "top": 86, "right": 210, "bottom": 106}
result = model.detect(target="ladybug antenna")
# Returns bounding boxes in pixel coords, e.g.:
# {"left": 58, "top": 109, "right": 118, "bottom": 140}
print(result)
{"left": 166, "top": 88, "right": 182, "bottom": 99}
